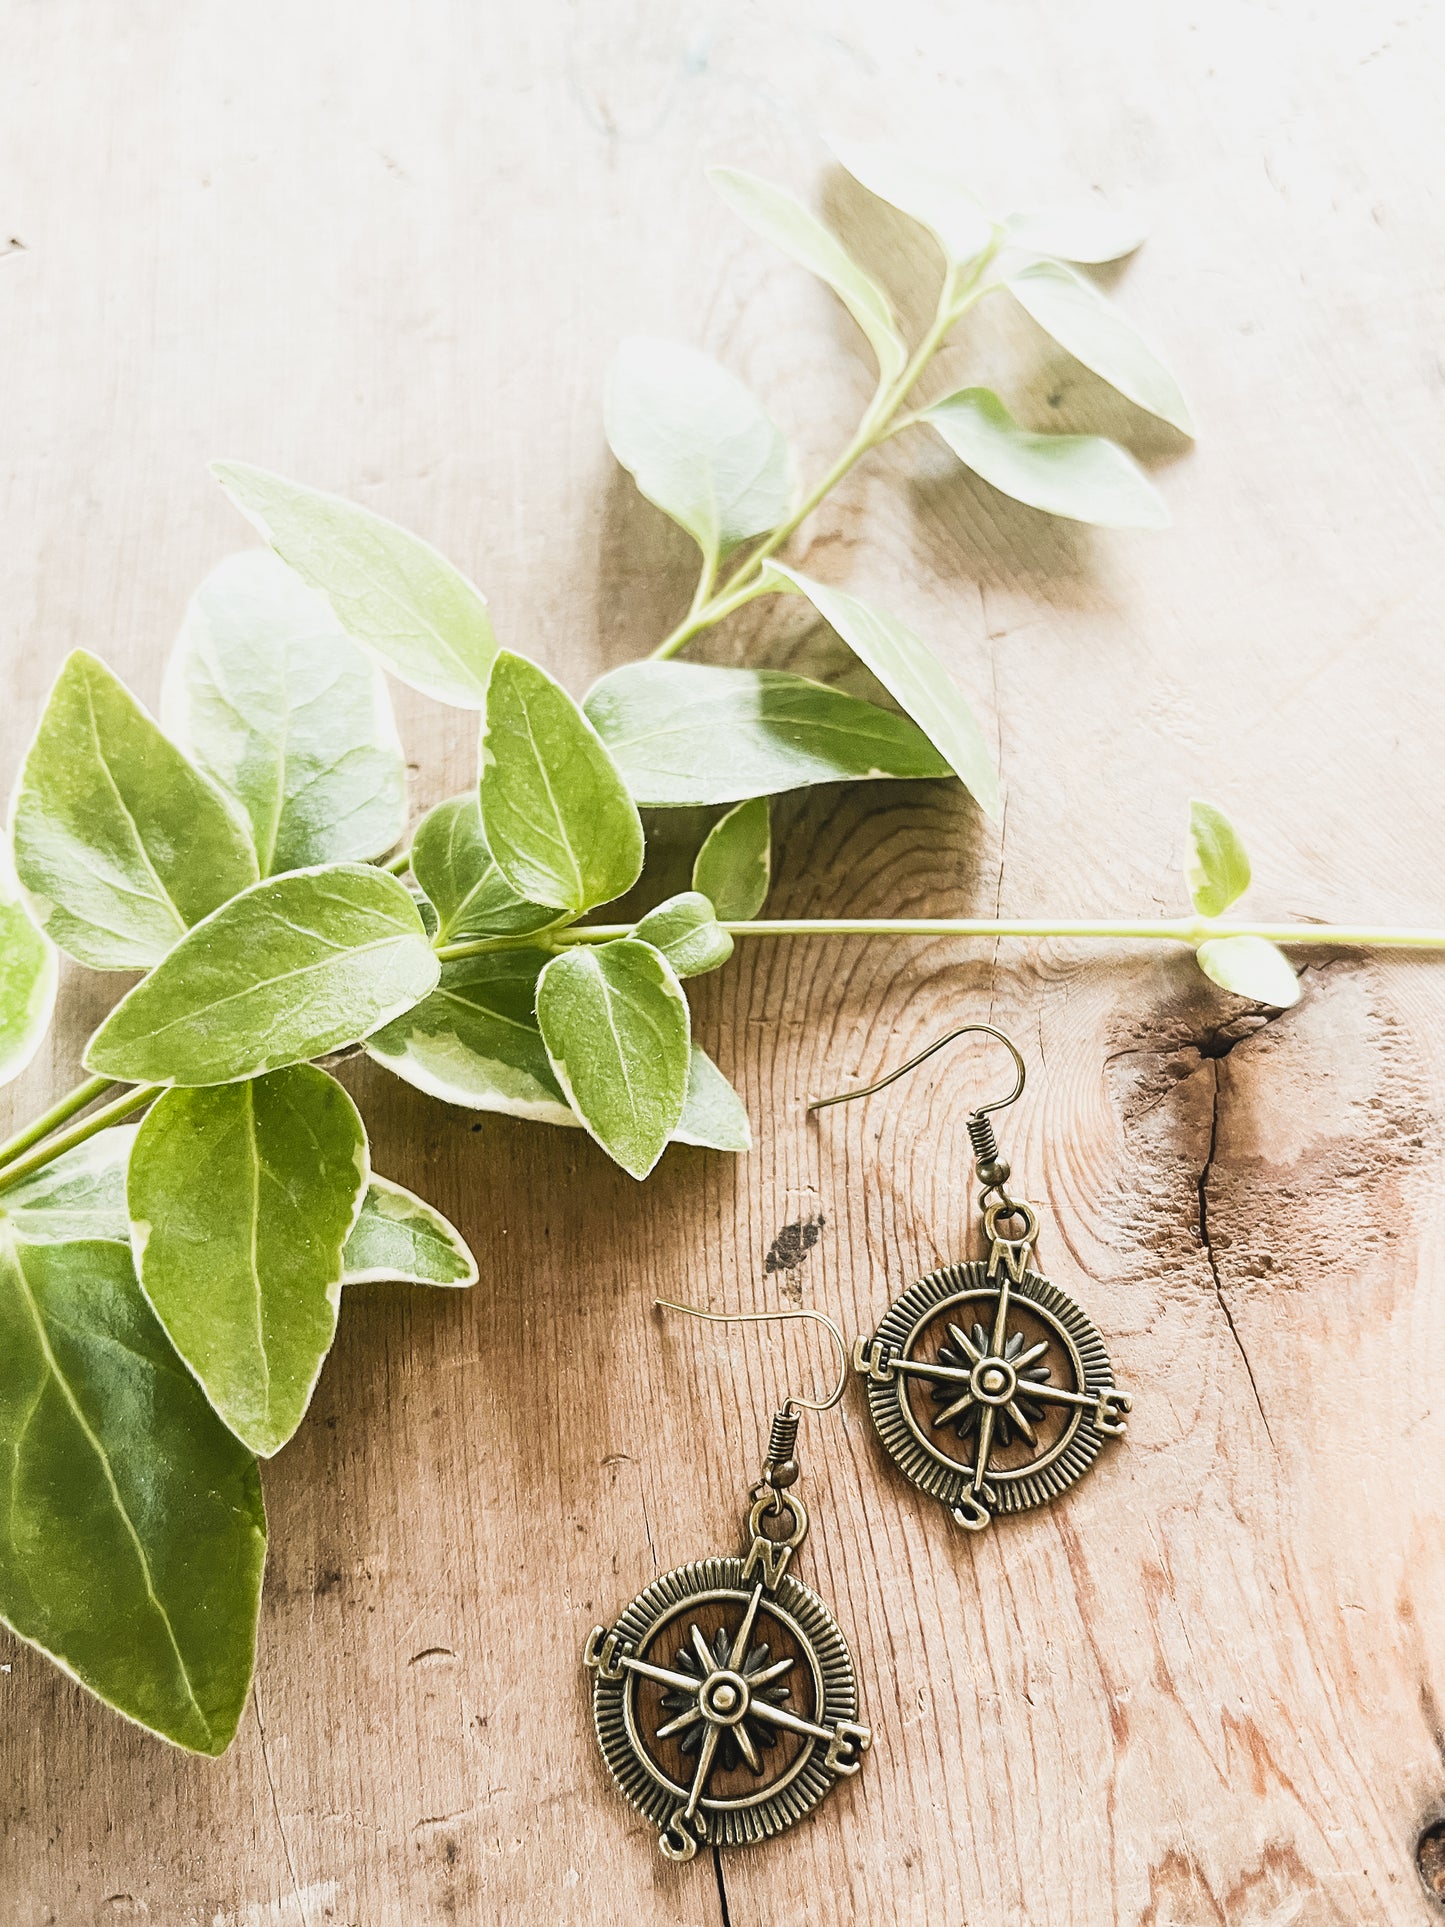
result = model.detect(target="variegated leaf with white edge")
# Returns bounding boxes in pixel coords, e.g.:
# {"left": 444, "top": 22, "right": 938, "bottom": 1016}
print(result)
{"left": 343, "top": 1177, "right": 477, "bottom": 1288}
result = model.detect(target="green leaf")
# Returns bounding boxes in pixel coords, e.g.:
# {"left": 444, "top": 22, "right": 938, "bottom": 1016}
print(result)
{"left": 923, "top": 387, "right": 1169, "bottom": 530}
{"left": 128, "top": 1066, "right": 366, "bottom": 1456}
{"left": 828, "top": 138, "right": 996, "bottom": 266}
{"left": 1186, "top": 800, "right": 1252, "bottom": 918}
{"left": 584, "top": 661, "right": 950, "bottom": 808}
{"left": 632, "top": 892, "right": 733, "bottom": 978}
{"left": 409, "top": 884, "right": 439, "bottom": 940}
{"left": 0, "top": 1126, "right": 136, "bottom": 1244}
{"left": 536, "top": 939, "right": 690, "bottom": 1179}
{"left": 343, "top": 1177, "right": 477, "bottom": 1287}
{"left": 364, "top": 948, "right": 574, "bottom": 1125}
{"left": 85, "top": 864, "right": 438, "bottom": 1086}
{"left": 709, "top": 167, "right": 907, "bottom": 381}
{"left": 693, "top": 798, "right": 771, "bottom": 920}
{"left": 211, "top": 462, "right": 497, "bottom": 709}
{"left": 11, "top": 651, "right": 258, "bottom": 970}
{"left": 163, "top": 551, "right": 406, "bottom": 874}
{"left": 410, "top": 793, "right": 558, "bottom": 945}
{"left": 768, "top": 564, "right": 1000, "bottom": 817}
{"left": 1004, "top": 205, "right": 1147, "bottom": 264}
{"left": 604, "top": 338, "right": 791, "bottom": 565}
{"left": 0, "top": 832, "right": 57, "bottom": 1088}
{"left": 367, "top": 953, "right": 747, "bottom": 1156}
{"left": 674, "top": 1045, "right": 751, "bottom": 1152}
{"left": 1195, "top": 936, "right": 1300, "bottom": 1009}
{"left": 479, "top": 651, "right": 644, "bottom": 915}
{"left": 0, "top": 1233, "right": 265, "bottom": 1754}
{"left": 1004, "top": 260, "right": 1194, "bottom": 435}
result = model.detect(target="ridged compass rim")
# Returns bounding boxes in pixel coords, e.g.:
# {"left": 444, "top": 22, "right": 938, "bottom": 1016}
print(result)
{"left": 591, "top": 1555, "right": 860, "bottom": 1850}
{"left": 864, "top": 1259, "right": 1116, "bottom": 1517}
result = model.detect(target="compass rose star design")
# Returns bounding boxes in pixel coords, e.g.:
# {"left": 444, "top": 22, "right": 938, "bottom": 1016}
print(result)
{"left": 902, "top": 1281, "right": 1059, "bottom": 1498}
{"left": 627, "top": 1582, "right": 842, "bottom": 1828}
{"left": 657, "top": 1619, "right": 795, "bottom": 1772}
{"left": 928, "top": 1320, "right": 1052, "bottom": 1446}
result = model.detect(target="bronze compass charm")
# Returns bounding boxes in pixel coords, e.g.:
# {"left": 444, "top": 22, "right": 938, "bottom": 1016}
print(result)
{"left": 584, "top": 1396, "right": 871, "bottom": 1862}
{"left": 810, "top": 1023, "right": 1134, "bottom": 1534}
{"left": 854, "top": 1197, "right": 1131, "bottom": 1531}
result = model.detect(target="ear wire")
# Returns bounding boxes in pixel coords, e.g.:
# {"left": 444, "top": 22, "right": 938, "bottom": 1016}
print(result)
{"left": 805, "top": 1022, "right": 1026, "bottom": 1118}
{"left": 652, "top": 1298, "right": 848, "bottom": 1414}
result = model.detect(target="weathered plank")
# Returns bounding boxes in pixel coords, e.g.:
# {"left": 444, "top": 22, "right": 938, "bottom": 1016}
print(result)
{"left": 3, "top": 2, "right": 1445, "bottom": 1923}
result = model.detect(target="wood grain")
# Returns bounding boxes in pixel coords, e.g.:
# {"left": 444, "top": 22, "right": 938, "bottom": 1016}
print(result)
{"left": 4, "top": 2, "right": 1445, "bottom": 1921}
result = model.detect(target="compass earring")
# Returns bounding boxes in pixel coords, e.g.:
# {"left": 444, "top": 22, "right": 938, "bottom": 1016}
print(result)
{"left": 809, "top": 1024, "right": 1133, "bottom": 1536}
{"left": 584, "top": 1301, "right": 872, "bottom": 1864}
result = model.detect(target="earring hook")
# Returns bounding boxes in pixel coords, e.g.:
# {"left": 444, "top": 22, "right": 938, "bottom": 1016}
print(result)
{"left": 652, "top": 1299, "right": 848, "bottom": 1414}
{"left": 805, "top": 1022, "right": 1026, "bottom": 1118}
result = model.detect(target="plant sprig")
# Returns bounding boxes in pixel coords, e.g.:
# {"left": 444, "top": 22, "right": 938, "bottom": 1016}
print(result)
{"left": 0, "top": 142, "right": 1431, "bottom": 1758}
{"left": 645, "top": 143, "right": 1179, "bottom": 665}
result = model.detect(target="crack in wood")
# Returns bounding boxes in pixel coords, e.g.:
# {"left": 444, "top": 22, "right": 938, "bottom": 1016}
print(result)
{"left": 1197, "top": 1056, "right": 1278, "bottom": 1454}
{"left": 711, "top": 1844, "right": 733, "bottom": 1927}
{"left": 251, "top": 1679, "right": 311, "bottom": 1927}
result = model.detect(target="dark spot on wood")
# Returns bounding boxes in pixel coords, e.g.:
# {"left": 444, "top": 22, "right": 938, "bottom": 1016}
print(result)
{"left": 1418, "top": 1819, "right": 1445, "bottom": 1901}
{"left": 314, "top": 1568, "right": 344, "bottom": 1597}
{"left": 764, "top": 1215, "right": 823, "bottom": 1274}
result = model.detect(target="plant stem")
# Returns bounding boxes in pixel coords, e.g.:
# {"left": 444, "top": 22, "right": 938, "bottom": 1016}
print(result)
{"left": 380, "top": 849, "right": 412, "bottom": 876}
{"left": 683, "top": 551, "right": 719, "bottom": 624}
{"left": 0, "top": 1073, "right": 115, "bottom": 1171}
{"left": 0, "top": 1082, "right": 161, "bottom": 1197}
{"left": 648, "top": 250, "right": 999, "bottom": 663}
{"left": 433, "top": 916, "right": 1445, "bottom": 966}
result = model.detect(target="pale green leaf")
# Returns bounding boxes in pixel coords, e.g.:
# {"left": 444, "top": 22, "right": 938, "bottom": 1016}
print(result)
{"left": 211, "top": 462, "right": 497, "bottom": 708}
{"left": 536, "top": 939, "right": 690, "bottom": 1179}
{"left": 0, "top": 1126, "right": 136, "bottom": 1244}
{"left": 674, "top": 1045, "right": 751, "bottom": 1152}
{"left": 409, "top": 884, "right": 439, "bottom": 940}
{"left": 343, "top": 1177, "right": 477, "bottom": 1287}
{"left": 368, "top": 954, "right": 746, "bottom": 1156}
{"left": 924, "top": 387, "right": 1169, "bottom": 530}
{"left": 410, "top": 793, "right": 557, "bottom": 945}
{"left": 128, "top": 1066, "right": 366, "bottom": 1456}
{"left": 11, "top": 651, "right": 258, "bottom": 970}
{"left": 828, "top": 138, "right": 996, "bottom": 266}
{"left": 692, "top": 798, "right": 771, "bottom": 920}
{"left": 584, "top": 661, "right": 950, "bottom": 808}
{"left": 1187, "top": 800, "right": 1252, "bottom": 918}
{"left": 0, "top": 831, "right": 56, "bottom": 1087}
{"left": 604, "top": 338, "right": 791, "bottom": 564}
{"left": 0, "top": 1232, "right": 265, "bottom": 1754}
{"left": 479, "top": 651, "right": 643, "bottom": 915}
{"left": 709, "top": 167, "right": 907, "bottom": 381}
{"left": 85, "top": 864, "right": 438, "bottom": 1086}
{"left": 162, "top": 551, "right": 406, "bottom": 874}
{"left": 1005, "top": 259, "right": 1194, "bottom": 435}
{"left": 768, "top": 565, "right": 1000, "bottom": 817}
{"left": 632, "top": 892, "right": 733, "bottom": 978}
{"left": 364, "top": 948, "right": 574, "bottom": 1125}
{"left": 1195, "top": 936, "right": 1300, "bottom": 1009}
{"left": 1004, "top": 205, "right": 1147, "bottom": 264}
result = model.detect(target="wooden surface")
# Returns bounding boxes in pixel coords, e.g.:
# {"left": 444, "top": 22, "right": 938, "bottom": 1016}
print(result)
{"left": 4, "top": 3, "right": 1445, "bottom": 1922}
